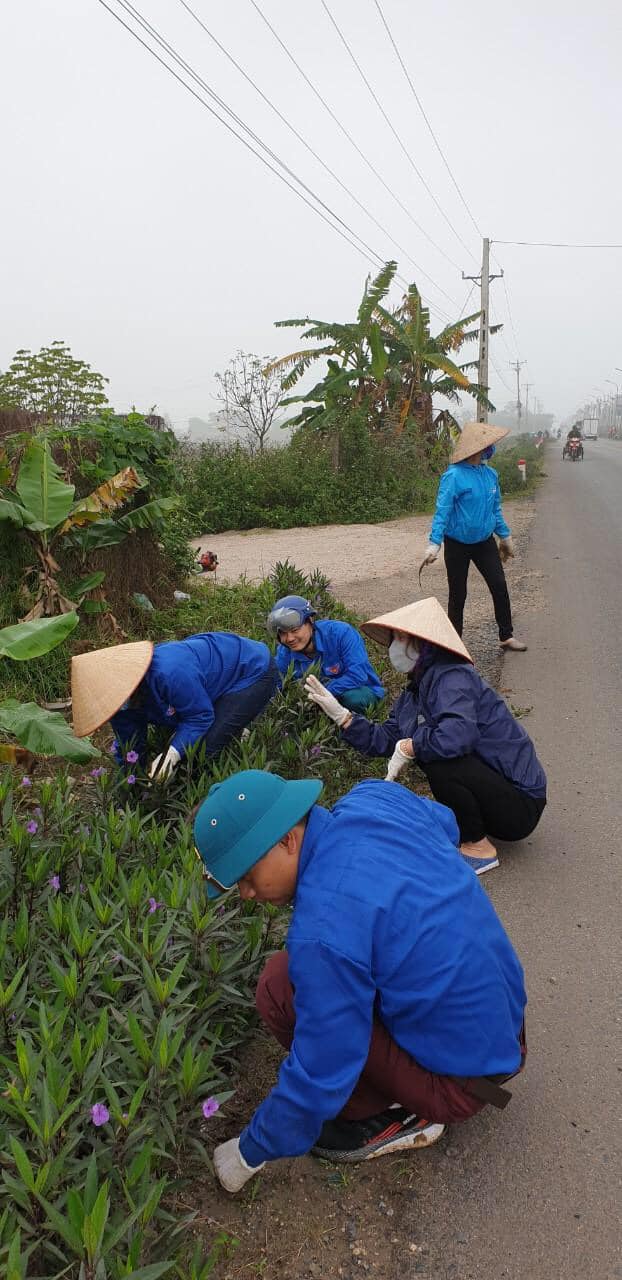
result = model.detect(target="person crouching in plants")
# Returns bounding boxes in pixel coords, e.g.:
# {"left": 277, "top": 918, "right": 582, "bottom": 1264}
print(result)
{"left": 70, "top": 633, "right": 280, "bottom": 781}
{"left": 267, "top": 594, "right": 384, "bottom": 713}
{"left": 193, "top": 769, "right": 528, "bottom": 1191}
{"left": 305, "top": 598, "right": 546, "bottom": 876}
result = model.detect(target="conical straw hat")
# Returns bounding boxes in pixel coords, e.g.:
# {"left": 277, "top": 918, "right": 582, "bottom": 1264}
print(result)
{"left": 362, "top": 597, "right": 473, "bottom": 663}
{"left": 71, "top": 641, "right": 154, "bottom": 737}
{"left": 451, "top": 420, "right": 510, "bottom": 464}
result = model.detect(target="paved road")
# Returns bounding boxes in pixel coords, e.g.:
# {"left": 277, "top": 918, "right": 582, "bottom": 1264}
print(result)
{"left": 410, "top": 441, "right": 622, "bottom": 1279}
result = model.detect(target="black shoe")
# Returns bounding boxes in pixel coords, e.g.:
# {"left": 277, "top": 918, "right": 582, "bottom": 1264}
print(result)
{"left": 311, "top": 1106, "right": 445, "bottom": 1163}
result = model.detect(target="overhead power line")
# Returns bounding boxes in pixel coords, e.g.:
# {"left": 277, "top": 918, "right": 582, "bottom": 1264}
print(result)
{"left": 494, "top": 239, "right": 622, "bottom": 249}
{"left": 174, "top": 0, "right": 454, "bottom": 305}
{"left": 371, "top": 0, "right": 481, "bottom": 247}
{"left": 97, "top": 0, "right": 451, "bottom": 313}
{"left": 247, "top": 0, "right": 464, "bottom": 295}
{"left": 319, "top": 0, "right": 473, "bottom": 269}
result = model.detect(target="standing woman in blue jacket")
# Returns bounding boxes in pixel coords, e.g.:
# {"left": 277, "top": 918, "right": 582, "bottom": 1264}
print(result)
{"left": 267, "top": 595, "right": 384, "bottom": 713}
{"left": 422, "top": 421, "right": 527, "bottom": 652}
{"left": 71, "top": 633, "right": 280, "bottom": 780}
{"left": 305, "top": 598, "right": 546, "bottom": 876}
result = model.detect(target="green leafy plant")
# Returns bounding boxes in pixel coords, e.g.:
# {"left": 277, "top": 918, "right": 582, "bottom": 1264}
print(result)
{"left": 0, "top": 614, "right": 99, "bottom": 764}
{"left": 0, "top": 439, "right": 175, "bottom": 619}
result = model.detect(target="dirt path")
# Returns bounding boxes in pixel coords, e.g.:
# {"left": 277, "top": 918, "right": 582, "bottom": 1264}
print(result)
{"left": 192, "top": 498, "right": 536, "bottom": 625}
{"left": 192, "top": 494, "right": 545, "bottom": 1280}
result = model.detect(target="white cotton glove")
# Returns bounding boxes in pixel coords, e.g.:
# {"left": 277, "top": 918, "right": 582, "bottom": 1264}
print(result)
{"left": 498, "top": 536, "right": 515, "bottom": 563}
{"left": 385, "top": 740, "right": 413, "bottom": 782}
{"left": 422, "top": 543, "right": 441, "bottom": 566}
{"left": 148, "top": 745, "right": 181, "bottom": 781}
{"left": 304, "top": 674, "right": 350, "bottom": 727}
{"left": 213, "top": 1136, "right": 265, "bottom": 1194}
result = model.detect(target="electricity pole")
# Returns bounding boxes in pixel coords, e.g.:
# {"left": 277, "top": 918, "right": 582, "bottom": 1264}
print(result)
{"left": 462, "top": 237, "right": 503, "bottom": 423}
{"left": 524, "top": 381, "right": 533, "bottom": 430}
{"left": 510, "top": 359, "right": 526, "bottom": 427}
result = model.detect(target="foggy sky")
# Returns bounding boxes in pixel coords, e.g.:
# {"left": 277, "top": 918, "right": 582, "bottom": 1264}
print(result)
{"left": 2, "top": 0, "right": 621, "bottom": 430}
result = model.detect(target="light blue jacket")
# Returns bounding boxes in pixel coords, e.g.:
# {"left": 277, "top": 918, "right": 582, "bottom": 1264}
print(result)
{"left": 430, "top": 461, "right": 511, "bottom": 546}
{"left": 239, "top": 780, "right": 526, "bottom": 1167}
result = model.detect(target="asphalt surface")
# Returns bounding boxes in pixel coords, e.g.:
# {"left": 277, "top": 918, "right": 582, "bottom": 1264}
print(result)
{"left": 407, "top": 441, "right": 622, "bottom": 1279}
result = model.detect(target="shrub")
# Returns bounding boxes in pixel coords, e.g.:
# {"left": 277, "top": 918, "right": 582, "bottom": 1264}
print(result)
{"left": 0, "top": 568, "right": 395, "bottom": 1277}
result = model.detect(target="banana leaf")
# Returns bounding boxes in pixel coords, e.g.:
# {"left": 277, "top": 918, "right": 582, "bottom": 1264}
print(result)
{"left": 15, "top": 441, "right": 75, "bottom": 530}
{"left": 58, "top": 466, "right": 144, "bottom": 534}
{"left": 0, "top": 612, "right": 79, "bottom": 660}
{"left": 0, "top": 699, "right": 99, "bottom": 761}
{"left": 116, "top": 496, "right": 177, "bottom": 532}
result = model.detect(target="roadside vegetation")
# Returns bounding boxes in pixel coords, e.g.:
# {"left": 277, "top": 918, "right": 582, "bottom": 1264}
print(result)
{"left": 0, "top": 269, "right": 546, "bottom": 1277}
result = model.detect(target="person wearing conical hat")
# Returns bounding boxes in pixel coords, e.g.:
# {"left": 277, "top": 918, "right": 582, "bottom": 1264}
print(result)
{"left": 193, "top": 770, "right": 527, "bottom": 1190}
{"left": 71, "top": 632, "right": 280, "bottom": 780}
{"left": 305, "top": 598, "right": 546, "bottom": 876}
{"left": 421, "top": 421, "right": 527, "bottom": 652}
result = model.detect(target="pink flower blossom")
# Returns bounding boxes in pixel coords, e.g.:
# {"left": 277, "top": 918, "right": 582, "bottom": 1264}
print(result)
{"left": 202, "top": 1097, "right": 220, "bottom": 1119}
{"left": 126, "top": 774, "right": 136, "bottom": 786}
{"left": 49, "top": 874, "right": 61, "bottom": 892}
{"left": 90, "top": 1103, "right": 110, "bottom": 1127}
{"left": 26, "top": 820, "right": 38, "bottom": 835}
{"left": 126, "top": 750, "right": 139, "bottom": 764}
{"left": 21, "top": 776, "right": 32, "bottom": 787}
{"left": 147, "top": 897, "right": 163, "bottom": 914}
{"left": 90, "top": 767, "right": 107, "bottom": 779}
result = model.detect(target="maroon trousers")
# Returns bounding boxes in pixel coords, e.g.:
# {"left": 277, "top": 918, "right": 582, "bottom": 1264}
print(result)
{"left": 255, "top": 952, "right": 487, "bottom": 1126}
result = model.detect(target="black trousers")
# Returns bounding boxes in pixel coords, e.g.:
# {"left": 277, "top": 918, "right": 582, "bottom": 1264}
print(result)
{"left": 420, "top": 754, "right": 546, "bottom": 843}
{"left": 443, "top": 534, "right": 513, "bottom": 641}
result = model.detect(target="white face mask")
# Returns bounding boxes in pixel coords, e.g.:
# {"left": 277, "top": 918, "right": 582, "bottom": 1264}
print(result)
{"left": 388, "top": 635, "right": 420, "bottom": 674}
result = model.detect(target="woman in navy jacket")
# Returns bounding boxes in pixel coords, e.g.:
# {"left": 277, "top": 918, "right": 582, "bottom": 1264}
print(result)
{"left": 305, "top": 598, "right": 546, "bottom": 877}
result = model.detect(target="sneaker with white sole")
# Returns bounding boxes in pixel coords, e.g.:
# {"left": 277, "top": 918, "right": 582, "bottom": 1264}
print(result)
{"left": 311, "top": 1106, "right": 445, "bottom": 1163}
{"left": 500, "top": 637, "right": 527, "bottom": 652}
{"left": 461, "top": 851, "right": 500, "bottom": 876}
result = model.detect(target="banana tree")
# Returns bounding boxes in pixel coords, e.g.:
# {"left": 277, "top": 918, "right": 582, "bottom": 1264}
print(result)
{"left": 267, "top": 261, "right": 499, "bottom": 463}
{"left": 0, "top": 613, "right": 99, "bottom": 764}
{"left": 0, "top": 440, "right": 174, "bottom": 619}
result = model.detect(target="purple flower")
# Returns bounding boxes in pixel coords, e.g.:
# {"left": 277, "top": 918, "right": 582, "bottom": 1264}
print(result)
{"left": 34, "top": 806, "right": 43, "bottom": 818}
{"left": 90, "top": 1103, "right": 110, "bottom": 1127}
{"left": 49, "top": 874, "right": 61, "bottom": 892}
{"left": 90, "top": 767, "right": 107, "bottom": 779}
{"left": 126, "top": 750, "right": 139, "bottom": 764}
{"left": 110, "top": 952, "right": 123, "bottom": 965}
{"left": 310, "top": 745, "right": 322, "bottom": 757}
{"left": 126, "top": 774, "right": 136, "bottom": 786}
{"left": 147, "top": 897, "right": 163, "bottom": 914}
{"left": 21, "top": 776, "right": 32, "bottom": 788}
{"left": 202, "top": 1097, "right": 220, "bottom": 1119}
{"left": 216, "top": 905, "right": 226, "bottom": 917}
{"left": 26, "top": 820, "right": 38, "bottom": 835}
{"left": 79, "top": 882, "right": 86, "bottom": 894}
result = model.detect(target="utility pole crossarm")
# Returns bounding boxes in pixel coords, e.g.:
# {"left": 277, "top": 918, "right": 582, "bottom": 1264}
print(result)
{"left": 462, "top": 237, "right": 503, "bottom": 423}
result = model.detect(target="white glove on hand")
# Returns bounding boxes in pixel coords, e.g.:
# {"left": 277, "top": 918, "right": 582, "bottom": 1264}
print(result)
{"left": 213, "top": 1136, "right": 265, "bottom": 1194}
{"left": 498, "top": 536, "right": 515, "bottom": 562}
{"left": 422, "top": 543, "right": 441, "bottom": 566}
{"left": 304, "top": 675, "right": 350, "bottom": 727}
{"left": 148, "top": 745, "right": 181, "bottom": 781}
{"left": 385, "top": 740, "right": 413, "bottom": 782}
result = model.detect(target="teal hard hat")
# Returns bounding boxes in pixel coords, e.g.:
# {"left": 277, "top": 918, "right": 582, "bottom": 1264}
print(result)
{"left": 193, "top": 769, "right": 324, "bottom": 898}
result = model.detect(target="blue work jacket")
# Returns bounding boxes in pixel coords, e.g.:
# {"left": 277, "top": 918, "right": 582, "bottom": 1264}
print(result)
{"left": 239, "top": 780, "right": 526, "bottom": 1166}
{"left": 111, "top": 632, "right": 272, "bottom": 761}
{"left": 344, "top": 655, "right": 546, "bottom": 799}
{"left": 275, "top": 619, "right": 384, "bottom": 699}
{"left": 430, "top": 460, "right": 511, "bottom": 546}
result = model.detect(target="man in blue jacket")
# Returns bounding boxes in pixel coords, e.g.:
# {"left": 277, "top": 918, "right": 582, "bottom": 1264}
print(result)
{"left": 422, "top": 421, "right": 527, "bottom": 652}
{"left": 267, "top": 595, "right": 384, "bottom": 712}
{"left": 193, "top": 770, "right": 528, "bottom": 1193}
{"left": 71, "top": 633, "right": 280, "bottom": 780}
